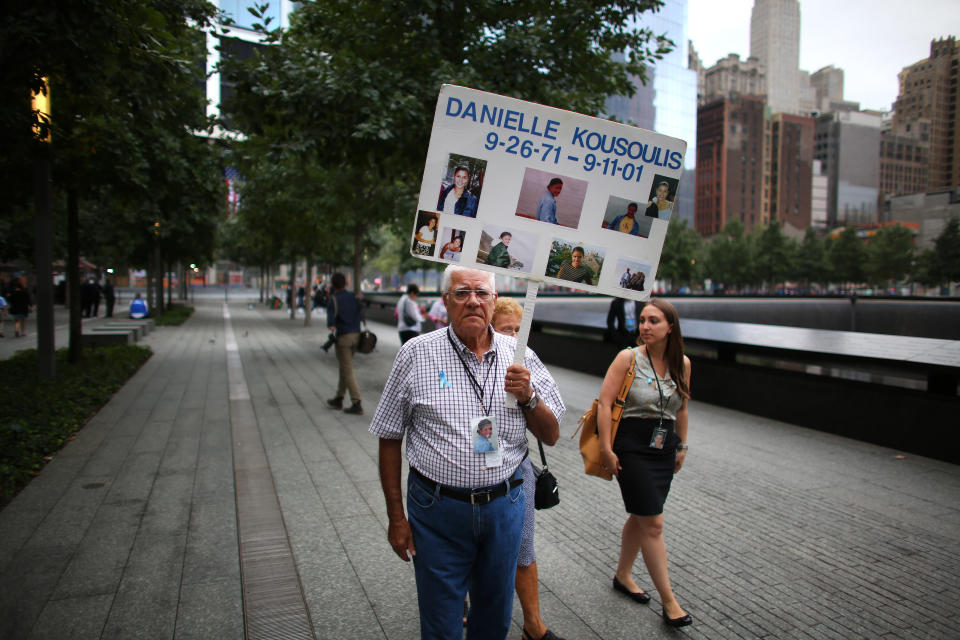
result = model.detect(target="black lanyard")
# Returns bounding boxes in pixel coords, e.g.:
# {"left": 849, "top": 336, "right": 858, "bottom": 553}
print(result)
{"left": 446, "top": 329, "right": 496, "bottom": 415}
{"left": 645, "top": 349, "right": 666, "bottom": 428}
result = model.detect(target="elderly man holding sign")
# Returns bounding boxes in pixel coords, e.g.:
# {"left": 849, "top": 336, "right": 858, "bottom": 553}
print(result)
{"left": 384, "top": 83, "right": 688, "bottom": 639}
{"left": 370, "top": 265, "right": 564, "bottom": 640}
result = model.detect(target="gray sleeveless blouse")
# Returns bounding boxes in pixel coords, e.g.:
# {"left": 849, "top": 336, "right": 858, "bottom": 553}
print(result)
{"left": 621, "top": 348, "right": 683, "bottom": 421}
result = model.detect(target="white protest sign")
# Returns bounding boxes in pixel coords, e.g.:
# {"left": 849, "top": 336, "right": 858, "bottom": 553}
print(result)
{"left": 410, "top": 84, "right": 687, "bottom": 301}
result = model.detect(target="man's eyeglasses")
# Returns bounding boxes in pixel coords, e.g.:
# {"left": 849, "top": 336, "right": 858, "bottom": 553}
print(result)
{"left": 447, "top": 288, "right": 494, "bottom": 302}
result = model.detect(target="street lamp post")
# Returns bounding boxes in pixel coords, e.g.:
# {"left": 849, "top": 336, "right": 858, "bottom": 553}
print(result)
{"left": 33, "top": 80, "right": 55, "bottom": 380}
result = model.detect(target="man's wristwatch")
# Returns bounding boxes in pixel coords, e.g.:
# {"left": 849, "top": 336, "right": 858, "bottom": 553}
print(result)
{"left": 521, "top": 389, "right": 538, "bottom": 411}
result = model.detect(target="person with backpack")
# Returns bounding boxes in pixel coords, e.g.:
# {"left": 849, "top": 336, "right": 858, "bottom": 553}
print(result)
{"left": 326, "top": 273, "right": 364, "bottom": 415}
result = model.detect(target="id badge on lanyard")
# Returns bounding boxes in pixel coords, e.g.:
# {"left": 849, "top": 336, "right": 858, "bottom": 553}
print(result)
{"left": 649, "top": 425, "right": 667, "bottom": 450}
{"left": 646, "top": 350, "right": 667, "bottom": 450}
{"left": 448, "top": 330, "right": 503, "bottom": 468}
{"left": 472, "top": 415, "right": 503, "bottom": 468}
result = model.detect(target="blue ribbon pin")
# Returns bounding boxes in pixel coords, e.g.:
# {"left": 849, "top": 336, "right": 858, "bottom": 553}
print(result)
{"left": 439, "top": 370, "right": 452, "bottom": 389}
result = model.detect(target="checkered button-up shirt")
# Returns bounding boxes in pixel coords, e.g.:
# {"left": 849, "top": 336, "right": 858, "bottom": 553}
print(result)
{"left": 369, "top": 326, "right": 565, "bottom": 488}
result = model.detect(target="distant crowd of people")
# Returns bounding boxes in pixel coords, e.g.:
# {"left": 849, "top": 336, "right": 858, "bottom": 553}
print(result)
{"left": 0, "top": 276, "right": 154, "bottom": 338}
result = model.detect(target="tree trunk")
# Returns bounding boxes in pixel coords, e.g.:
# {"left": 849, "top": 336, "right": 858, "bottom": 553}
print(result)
{"left": 145, "top": 259, "right": 153, "bottom": 312}
{"left": 34, "top": 147, "right": 55, "bottom": 379}
{"left": 289, "top": 261, "right": 296, "bottom": 319}
{"left": 353, "top": 223, "right": 363, "bottom": 296}
{"left": 154, "top": 243, "right": 164, "bottom": 316}
{"left": 177, "top": 261, "right": 185, "bottom": 303}
{"left": 265, "top": 265, "right": 271, "bottom": 304}
{"left": 304, "top": 255, "right": 313, "bottom": 327}
{"left": 167, "top": 261, "right": 173, "bottom": 307}
{"left": 266, "top": 265, "right": 271, "bottom": 305}
{"left": 67, "top": 189, "right": 82, "bottom": 364}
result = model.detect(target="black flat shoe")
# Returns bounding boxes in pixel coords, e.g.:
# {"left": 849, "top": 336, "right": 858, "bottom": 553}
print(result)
{"left": 662, "top": 608, "right": 693, "bottom": 627}
{"left": 612, "top": 576, "right": 651, "bottom": 603}
{"left": 522, "top": 629, "right": 565, "bottom": 640}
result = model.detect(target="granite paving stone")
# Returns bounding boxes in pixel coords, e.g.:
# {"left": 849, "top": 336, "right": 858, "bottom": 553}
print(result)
{"left": 174, "top": 579, "right": 243, "bottom": 640}
{"left": 51, "top": 501, "right": 144, "bottom": 598}
{"left": 99, "top": 533, "right": 187, "bottom": 640}
{"left": 30, "top": 593, "right": 114, "bottom": 640}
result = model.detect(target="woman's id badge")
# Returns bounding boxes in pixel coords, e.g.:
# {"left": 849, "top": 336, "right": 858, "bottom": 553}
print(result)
{"left": 649, "top": 425, "right": 668, "bottom": 450}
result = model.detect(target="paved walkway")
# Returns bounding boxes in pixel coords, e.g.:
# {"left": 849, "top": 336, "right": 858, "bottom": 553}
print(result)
{"left": 1, "top": 299, "right": 958, "bottom": 639}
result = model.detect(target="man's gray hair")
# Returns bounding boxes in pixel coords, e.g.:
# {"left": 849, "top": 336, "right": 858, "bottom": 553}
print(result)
{"left": 441, "top": 265, "right": 496, "bottom": 294}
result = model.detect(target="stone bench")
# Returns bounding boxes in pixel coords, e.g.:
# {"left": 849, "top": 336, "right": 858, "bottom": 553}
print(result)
{"left": 107, "top": 318, "right": 155, "bottom": 334}
{"left": 81, "top": 330, "right": 136, "bottom": 347}
{"left": 102, "top": 323, "right": 147, "bottom": 340}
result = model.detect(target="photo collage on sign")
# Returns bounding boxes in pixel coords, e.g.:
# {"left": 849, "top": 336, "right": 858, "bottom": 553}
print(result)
{"left": 420, "top": 149, "right": 678, "bottom": 292}
{"left": 410, "top": 85, "right": 686, "bottom": 299}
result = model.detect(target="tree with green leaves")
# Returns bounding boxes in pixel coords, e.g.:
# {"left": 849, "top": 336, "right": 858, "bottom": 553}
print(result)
{"left": 795, "top": 227, "right": 829, "bottom": 290}
{"left": 2, "top": 0, "right": 221, "bottom": 363}
{"left": 913, "top": 217, "right": 960, "bottom": 291}
{"left": 367, "top": 225, "right": 444, "bottom": 285}
{"left": 865, "top": 224, "right": 914, "bottom": 287}
{"left": 222, "top": 0, "right": 674, "bottom": 293}
{"left": 828, "top": 226, "right": 866, "bottom": 286}
{"left": 657, "top": 218, "right": 702, "bottom": 291}
{"left": 752, "top": 220, "right": 795, "bottom": 290}
{"left": 704, "top": 219, "right": 753, "bottom": 292}
{"left": 933, "top": 217, "right": 960, "bottom": 285}
{"left": 912, "top": 248, "right": 939, "bottom": 288}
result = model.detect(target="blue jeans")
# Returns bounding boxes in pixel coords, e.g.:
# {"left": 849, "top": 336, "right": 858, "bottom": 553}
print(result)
{"left": 407, "top": 471, "right": 525, "bottom": 640}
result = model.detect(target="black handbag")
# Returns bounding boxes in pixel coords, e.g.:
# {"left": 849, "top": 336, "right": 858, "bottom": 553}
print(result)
{"left": 533, "top": 439, "right": 560, "bottom": 510}
{"left": 402, "top": 297, "right": 417, "bottom": 326}
{"left": 357, "top": 327, "right": 377, "bottom": 354}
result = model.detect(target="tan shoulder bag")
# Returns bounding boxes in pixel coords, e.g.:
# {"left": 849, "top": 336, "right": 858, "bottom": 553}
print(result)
{"left": 571, "top": 348, "right": 638, "bottom": 480}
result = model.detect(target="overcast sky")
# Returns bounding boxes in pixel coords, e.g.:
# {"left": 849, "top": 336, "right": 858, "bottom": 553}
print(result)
{"left": 688, "top": 0, "right": 960, "bottom": 112}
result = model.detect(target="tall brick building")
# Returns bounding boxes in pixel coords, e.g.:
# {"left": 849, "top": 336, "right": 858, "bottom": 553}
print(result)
{"left": 769, "top": 113, "right": 815, "bottom": 230}
{"left": 695, "top": 95, "right": 767, "bottom": 235}
{"left": 891, "top": 37, "right": 960, "bottom": 191}
{"left": 879, "top": 129, "right": 930, "bottom": 199}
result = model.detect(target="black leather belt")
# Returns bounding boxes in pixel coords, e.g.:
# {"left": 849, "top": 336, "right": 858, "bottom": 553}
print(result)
{"left": 410, "top": 468, "right": 523, "bottom": 506}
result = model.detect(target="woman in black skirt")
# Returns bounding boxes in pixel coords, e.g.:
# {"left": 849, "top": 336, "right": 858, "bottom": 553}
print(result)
{"left": 598, "top": 298, "right": 692, "bottom": 627}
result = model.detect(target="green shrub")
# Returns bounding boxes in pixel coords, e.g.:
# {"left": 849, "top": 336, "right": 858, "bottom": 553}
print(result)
{"left": 0, "top": 345, "right": 152, "bottom": 503}
{"left": 155, "top": 303, "right": 194, "bottom": 326}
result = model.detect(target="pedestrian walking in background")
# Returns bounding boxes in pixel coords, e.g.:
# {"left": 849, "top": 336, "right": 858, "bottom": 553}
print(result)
{"left": 396, "top": 283, "right": 423, "bottom": 344}
{"left": 598, "top": 298, "right": 692, "bottom": 628}
{"left": 427, "top": 296, "right": 448, "bottom": 329}
{"left": 371, "top": 265, "right": 564, "bottom": 640}
{"left": 8, "top": 281, "right": 32, "bottom": 337}
{"left": 326, "top": 272, "right": 364, "bottom": 415}
{"left": 491, "top": 296, "right": 566, "bottom": 640}
{"left": 103, "top": 278, "right": 116, "bottom": 318}
{"left": 91, "top": 279, "right": 102, "bottom": 317}
{"left": 606, "top": 297, "right": 626, "bottom": 342}
{"left": 81, "top": 278, "right": 97, "bottom": 318}
{"left": 312, "top": 283, "right": 328, "bottom": 311}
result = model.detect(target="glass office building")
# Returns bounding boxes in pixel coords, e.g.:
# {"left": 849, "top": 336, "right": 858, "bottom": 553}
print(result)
{"left": 205, "top": 1, "right": 296, "bottom": 126}
{"left": 604, "top": 0, "right": 698, "bottom": 223}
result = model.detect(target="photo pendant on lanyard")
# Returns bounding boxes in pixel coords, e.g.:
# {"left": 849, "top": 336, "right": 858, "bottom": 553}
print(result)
{"left": 646, "top": 349, "right": 668, "bottom": 450}
{"left": 447, "top": 330, "right": 503, "bottom": 468}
